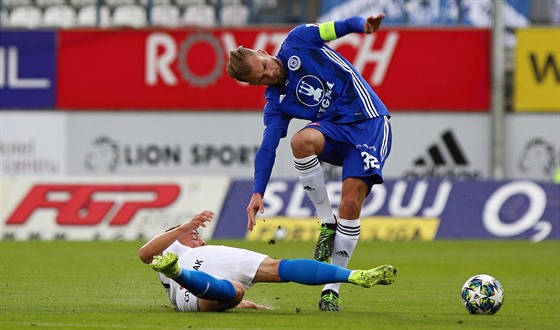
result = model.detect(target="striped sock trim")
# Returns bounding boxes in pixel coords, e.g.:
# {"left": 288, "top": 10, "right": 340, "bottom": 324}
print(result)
{"left": 294, "top": 156, "right": 320, "bottom": 173}
{"left": 336, "top": 222, "right": 360, "bottom": 238}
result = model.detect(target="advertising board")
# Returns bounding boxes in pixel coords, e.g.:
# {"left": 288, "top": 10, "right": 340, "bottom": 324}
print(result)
{"left": 505, "top": 113, "right": 560, "bottom": 182}
{"left": 57, "top": 28, "right": 490, "bottom": 111}
{"left": 66, "top": 112, "right": 307, "bottom": 178}
{"left": 0, "top": 30, "right": 57, "bottom": 108}
{"left": 66, "top": 112, "right": 492, "bottom": 180}
{"left": 514, "top": 28, "right": 560, "bottom": 112}
{"left": 0, "top": 112, "right": 66, "bottom": 176}
{"left": 215, "top": 179, "right": 560, "bottom": 242}
{"left": 0, "top": 176, "right": 230, "bottom": 240}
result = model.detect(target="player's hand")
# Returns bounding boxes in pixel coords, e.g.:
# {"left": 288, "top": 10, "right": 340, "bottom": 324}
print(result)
{"left": 235, "top": 300, "right": 272, "bottom": 310}
{"left": 364, "top": 13, "right": 385, "bottom": 34}
{"left": 182, "top": 210, "right": 213, "bottom": 231}
{"left": 246, "top": 193, "right": 264, "bottom": 231}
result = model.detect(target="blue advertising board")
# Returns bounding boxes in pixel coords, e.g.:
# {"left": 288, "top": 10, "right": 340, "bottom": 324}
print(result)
{"left": 0, "top": 30, "right": 56, "bottom": 108}
{"left": 215, "top": 179, "right": 560, "bottom": 241}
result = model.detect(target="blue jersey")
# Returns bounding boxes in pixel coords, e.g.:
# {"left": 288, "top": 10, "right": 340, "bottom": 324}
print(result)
{"left": 254, "top": 17, "right": 391, "bottom": 195}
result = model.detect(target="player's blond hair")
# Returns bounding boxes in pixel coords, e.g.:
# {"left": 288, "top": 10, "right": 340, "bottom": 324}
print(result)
{"left": 226, "top": 46, "right": 254, "bottom": 83}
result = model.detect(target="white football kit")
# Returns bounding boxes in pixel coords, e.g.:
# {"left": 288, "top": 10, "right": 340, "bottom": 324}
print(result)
{"left": 158, "top": 241, "right": 268, "bottom": 312}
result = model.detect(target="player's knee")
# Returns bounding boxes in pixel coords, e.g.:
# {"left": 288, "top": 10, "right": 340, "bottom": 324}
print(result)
{"left": 290, "top": 130, "right": 323, "bottom": 157}
{"left": 214, "top": 282, "right": 245, "bottom": 312}
{"left": 290, "top": 133, "right": 307, "bottom": 154}
{"left": 228, "top": 281, "right": 243, "bottom": 299}
{"left": 232, "top": 281, "right": 245, "bottom": 305}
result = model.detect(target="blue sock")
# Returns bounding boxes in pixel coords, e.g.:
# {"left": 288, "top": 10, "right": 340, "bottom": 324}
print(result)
{"left": 278, "top": 259, "right": 351, "bottom": 285}
{"left": 174, "top": 269, "right": 236, "bottom": 301}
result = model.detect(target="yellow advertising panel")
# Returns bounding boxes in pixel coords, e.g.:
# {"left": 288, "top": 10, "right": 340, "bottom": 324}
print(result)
{"left": 514, "top": 28, "right": 560, "bottom": 112}
{"left": 245, "top": 217, "right": 440, "bottom": 242}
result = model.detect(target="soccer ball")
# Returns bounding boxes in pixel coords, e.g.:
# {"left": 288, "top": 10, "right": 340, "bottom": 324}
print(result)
{"left": 461, "top": 274, "right": 504, "bottom": 314}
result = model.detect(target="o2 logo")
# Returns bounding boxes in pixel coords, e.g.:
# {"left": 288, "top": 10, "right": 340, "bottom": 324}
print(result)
{"left": 483, "top": 181, "right": 553, "bottom": 242}
{"left": 361, "top": 152, "right": 380, "bottom": 171}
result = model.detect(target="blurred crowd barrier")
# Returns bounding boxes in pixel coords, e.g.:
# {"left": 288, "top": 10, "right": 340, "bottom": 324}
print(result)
{"left": 1, "top": 0, "right": 558, "bottom": 30}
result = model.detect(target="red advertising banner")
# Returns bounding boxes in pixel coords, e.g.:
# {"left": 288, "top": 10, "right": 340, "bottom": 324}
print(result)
{"left": 57, "top": 28, "right": 490, "bottom": 111}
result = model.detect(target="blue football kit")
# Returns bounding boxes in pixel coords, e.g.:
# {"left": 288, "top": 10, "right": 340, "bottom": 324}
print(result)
{"left": 253, "top": 16, "right": 392, "bottom": 195}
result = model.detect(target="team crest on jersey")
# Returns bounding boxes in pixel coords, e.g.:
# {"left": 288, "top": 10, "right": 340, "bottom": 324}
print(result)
{"left": 296, "top": 75, "right": 324, "bottom": 107}
{"left": 288, "top": 56, "right": 301, "bottom": 71}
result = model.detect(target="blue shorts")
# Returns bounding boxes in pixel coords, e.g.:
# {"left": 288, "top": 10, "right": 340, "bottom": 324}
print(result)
{"left": 306, "top": 116, "right": 392, "bottom": 189}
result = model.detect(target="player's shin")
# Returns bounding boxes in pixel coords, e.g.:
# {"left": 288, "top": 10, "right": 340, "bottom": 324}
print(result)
{"left": 278, "top": 259, "right": 351, "bottom": 285}
{"left": 174, "top": 270, "right": 237, "bottom": 301}
{"left": 294, "top": 156, "right": 335, "bottom": 224}
{"left": 322, "top": 218, "right": 360, "bottom": 292}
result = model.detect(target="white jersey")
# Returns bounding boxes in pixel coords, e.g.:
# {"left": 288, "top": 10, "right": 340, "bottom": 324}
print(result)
{"left": 158, "top": 242, "right": 268, "bottom": 312}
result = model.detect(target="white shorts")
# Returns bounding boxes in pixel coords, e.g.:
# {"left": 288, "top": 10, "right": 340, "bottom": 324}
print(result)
{"left": 159, "top": 244, "right": 268, "bottom": 312}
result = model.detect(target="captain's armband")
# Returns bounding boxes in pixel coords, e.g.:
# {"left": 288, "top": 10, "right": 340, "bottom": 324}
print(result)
{"left": 319, "top": 21, "right": 337, "bottom": 41}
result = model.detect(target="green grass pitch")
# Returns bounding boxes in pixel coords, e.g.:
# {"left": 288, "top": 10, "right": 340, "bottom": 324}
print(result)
{"left": 1, "top": 240, "right": 558, "bottom": 329}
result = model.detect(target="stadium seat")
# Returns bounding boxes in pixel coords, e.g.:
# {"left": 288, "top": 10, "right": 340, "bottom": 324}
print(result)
{"left": 219, "top": 2, "right": 249, "bottom": 26}
{"left": 1, "top": 0, "right": 33, "bottom": 10}
{"left": 139, "top": 0, "right": 172, "bottom": 5}
{"left": 42, "top": 4, "right": 77, "bottom": 27}
{"left": 111, "top": 4, "right": 147, "bottom": 27}
{"left": 69, "top": 0, "right": 98, "bottom": 9}
{"left": 35, "top": 0, "right": 66, "bottom": 10}
{"left": 174, "top": 0, "right": 206, "bottom": 9}
{"left": 150, "top": 4, "right": 180, "bottom": 26}
{"left": 105, "top": 0, "right": 136, "bottom": 9}
{"left": 8, "top": 5, "right": 42, "bottom": 28}
{"left": 182, "top": 2, "right": 215, "bottom": 27}
{"left": 209, "top": 0, "right": 241, "bottom": 5}
{"left": 1, "top": 9, "right": 8, "bottom": 27}
{"left": 77, "top": 4, "right": 111, "bottom": 26}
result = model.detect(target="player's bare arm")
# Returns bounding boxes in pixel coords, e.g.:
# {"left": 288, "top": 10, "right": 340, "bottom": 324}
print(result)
{"left": 364, "top": 13, "right": 385, "bottom": 34}
{"left": 246, "top": 193, "right": 264, "bottom": 231}
{"left": 139, "top": 210, "right": 213, "bottom": 263}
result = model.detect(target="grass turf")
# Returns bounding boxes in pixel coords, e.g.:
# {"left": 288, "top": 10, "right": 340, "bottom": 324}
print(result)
{"left": 0, "top": 240, "right": 558, "bottom": 329}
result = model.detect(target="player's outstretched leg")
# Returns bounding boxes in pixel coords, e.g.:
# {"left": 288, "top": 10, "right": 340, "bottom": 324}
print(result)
{"left": 150, "top": 252, "right": 181, "bottom": 278}
{"left": 348, "top": 264, "right": 397, "bottom": 288}
{"left": 314, "top": 220, "right": 336, "bottom": 262}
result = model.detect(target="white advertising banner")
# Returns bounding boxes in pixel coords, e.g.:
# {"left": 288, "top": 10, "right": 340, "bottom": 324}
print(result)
{"left": 66, "top": 112, "right": 492, "bottom": 180}
{"left": 0, "top": 112, "right": 66, "bottom": 177}
{"left": 67, "top": 112, "right": 307, "bottom": 178}
{"left": 378, "top": 113, "right": 491, "bottom": 180}
{"left": 7, "top": 111, "right": 556, "bottom": 182}
{"left": 505, "top": 114, "right": 560, "bottom": 182}
{"left": 0, "top": 176, "right": 230, "bottom": 241}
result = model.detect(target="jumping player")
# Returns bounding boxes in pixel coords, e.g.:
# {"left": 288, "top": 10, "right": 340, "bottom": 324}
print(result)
{"left": 139, "top": 210, "right": 397, "bottom": 312}
{"left": 226, "top": 14, "right": 392, "bottom": 311}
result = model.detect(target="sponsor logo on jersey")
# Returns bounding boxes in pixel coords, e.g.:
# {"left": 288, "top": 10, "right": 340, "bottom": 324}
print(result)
{"left": 296, "top": 75, "right": 324, "bottom": 107}
{"left": 295, "top": 75, "right": 335, "bottom": 117}
{"left": 288, "top": 55, "right": 301, "bottom": 71}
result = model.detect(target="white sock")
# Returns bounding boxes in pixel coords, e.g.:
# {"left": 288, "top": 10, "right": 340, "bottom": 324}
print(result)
{"left": 294, "top": 155, "right": 335, "bottom": 224}
{"left": 322, "top": 218, "right": 360, "bottom": 293}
